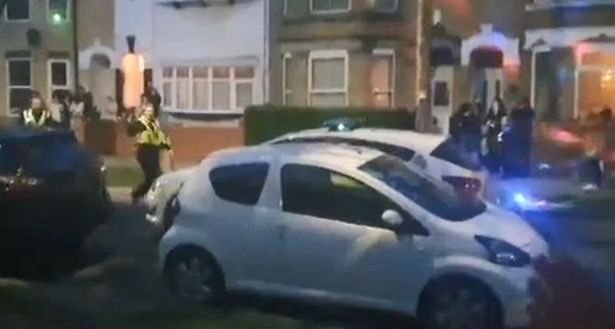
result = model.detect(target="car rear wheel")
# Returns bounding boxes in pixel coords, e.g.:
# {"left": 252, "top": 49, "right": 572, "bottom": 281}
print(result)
{"left": 418, "top": 277, "right": 502, "bottom": 329}
{"left": 165, "top": 248, "right": 225, "bottom": 305}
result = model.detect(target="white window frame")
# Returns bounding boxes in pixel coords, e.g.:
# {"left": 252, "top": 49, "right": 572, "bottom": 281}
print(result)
{"left": 4, "top": 0, "right": 31, "bottom": 22}
{"left": 308, "top": 50, "right": 349, "bottom": 107}
{"left": 310, "top": 0, "right": 351, "bottom": 14}
{"left": 5, "top": 58, "right": 33, "bottom": 117}
{"left": 371, "top": 48, "right": 396, "bottom": 107}
{"left": 161, "top": 66, "right": 255, "bottom": 114}
{"left": 47, "top": 0, "right": 71, "bottom": 23}
{"left": 282, "top": 52, "right": 292, "bottom": 105}
{"left": 47, "top": 59, "right": 72, "bottom": 98}
{"left": 373, "top": 0, "right": 398, "bottom": 13}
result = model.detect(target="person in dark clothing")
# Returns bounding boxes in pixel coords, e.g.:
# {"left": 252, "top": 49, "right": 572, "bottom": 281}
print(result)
{"left": 127, "top": 104, "right": 172, "bottom": 203}
{"left": 451, "top": 103, "right": 482, "bottom": 162}
{"left": 20, "top": 96, "right": 56, "bottom": 128}
{"left": 75, "top": 85, "right": 96, "bottom": 120}
{"left": 503, "top": 97, "right": 536, "bottom": 178}
{"left": 483, "top": 97, "right": 508, "bottom": 173}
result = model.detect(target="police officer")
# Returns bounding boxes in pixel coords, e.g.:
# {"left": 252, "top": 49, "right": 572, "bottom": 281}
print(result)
{"left": 21, "top": 96, "right": 54, "bottom": 128}
{"left": 128, "top": 104, "right": 172, "bottom": 203}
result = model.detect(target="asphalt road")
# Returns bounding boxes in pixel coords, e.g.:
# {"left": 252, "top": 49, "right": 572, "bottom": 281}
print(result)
{"left": 1, "top": 189, "right": 614, "bottom": 328}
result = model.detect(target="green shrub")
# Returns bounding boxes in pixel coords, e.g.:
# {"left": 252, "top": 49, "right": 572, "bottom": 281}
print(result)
{"left": 244, "top": 105, "right": 415, "bottom": 145}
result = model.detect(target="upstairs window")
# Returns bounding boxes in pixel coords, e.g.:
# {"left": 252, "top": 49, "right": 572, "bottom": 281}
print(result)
{"left": 5, "top": 0, "right": 30, "bottom": 21}
{"left": 311, "top": 0, "right": 350, "bottom": 14}
{"left": 49, "top": 0, "right": 69, "bottom": 23}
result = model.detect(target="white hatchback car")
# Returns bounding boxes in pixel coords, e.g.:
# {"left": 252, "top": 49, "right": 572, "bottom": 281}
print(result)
{"left": 159, "top": 144, "right": 549, "bottom": 329}
{"left": 267, "top": 127, "right": 488, "bottom": 196}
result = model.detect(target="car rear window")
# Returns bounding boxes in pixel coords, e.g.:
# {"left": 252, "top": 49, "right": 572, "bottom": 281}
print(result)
{"left": 274, "top": 137, "right": 416, "bottom": 162}
{"left": 430, "top": 138, "right": 482, "bottom": 171}
{"left": 209, "top": 163, "right": 270, "bottom": 206}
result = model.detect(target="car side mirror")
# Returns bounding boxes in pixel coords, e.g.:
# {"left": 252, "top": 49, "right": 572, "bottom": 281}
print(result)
{"left": 381, "top": 210, "right": 404, "bottom": 227}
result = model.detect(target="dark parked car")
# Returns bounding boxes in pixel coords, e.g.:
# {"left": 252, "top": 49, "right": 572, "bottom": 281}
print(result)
{"left": 0, "top": 127, "right": 111, "bottom": 276}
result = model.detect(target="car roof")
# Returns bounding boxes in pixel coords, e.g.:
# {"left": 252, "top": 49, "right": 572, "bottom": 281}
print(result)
{"left": 208, "top": 143, "right": 384, "bottom": 169}
{"left": 272, "top": 128, "right": 447, "bottom": 154}
{"left": 0, "top": 125, "right": 75, "bottom": 141}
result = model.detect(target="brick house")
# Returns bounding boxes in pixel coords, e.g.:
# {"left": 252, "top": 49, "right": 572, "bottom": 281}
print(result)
{"left": 0, "top": 0, "right": 115, "bottom": 117}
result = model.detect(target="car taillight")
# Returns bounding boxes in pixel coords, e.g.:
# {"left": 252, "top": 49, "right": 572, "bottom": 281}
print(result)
{"left": 442, "top": 176, "right": 482, "bottom": 196}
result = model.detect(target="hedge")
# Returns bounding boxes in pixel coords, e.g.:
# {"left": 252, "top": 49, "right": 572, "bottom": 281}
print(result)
{"left": 244, "top": 106, "right": 416, "bottom": 145}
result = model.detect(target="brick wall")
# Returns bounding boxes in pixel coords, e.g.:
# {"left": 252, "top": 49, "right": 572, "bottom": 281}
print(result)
{"left": 81, "top": 120, "right": 244, "bottom": 165}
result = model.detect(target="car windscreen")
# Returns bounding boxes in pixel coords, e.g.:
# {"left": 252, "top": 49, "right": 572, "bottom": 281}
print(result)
{"left": 273, "top": 136, "right": 416, "bottom": 162}
{"left": 359, "top": 155, "right": 486, "bottom": 222}
{"left": 0, "top": 134, "right": 81, "bottom": 175}
{"left": 430, "top": 138, "right": 482, "bottom": 171}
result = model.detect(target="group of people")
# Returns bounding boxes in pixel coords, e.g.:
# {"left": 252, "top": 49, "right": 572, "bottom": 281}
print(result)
{"left": 17, "top": 86, "right": 96, "bottom": 129}
{"left": 17, "top": 85, "right": 172, "bottom": 205}
{"left": 450, "top": 96, "right": 536, "bottom": 178}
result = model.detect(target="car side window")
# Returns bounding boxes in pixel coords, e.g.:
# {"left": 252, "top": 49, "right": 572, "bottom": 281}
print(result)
{"left": 209, "top": 163, "right": 270, "bottom": 206}
{"left": 281, "top": 164, "right": 401, "bottom": 228}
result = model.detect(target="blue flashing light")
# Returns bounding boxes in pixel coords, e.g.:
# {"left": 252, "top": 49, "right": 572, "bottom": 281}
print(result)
{"left": 323, "top": 118, "right": 362, "bottom": 132}
{"left": 513, "top": 193, "right": 527, "bottom": 205}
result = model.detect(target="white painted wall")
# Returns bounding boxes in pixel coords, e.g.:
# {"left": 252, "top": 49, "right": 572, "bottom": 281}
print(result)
{"left": 115, "top": 0, "right": 268, "bottom": 110}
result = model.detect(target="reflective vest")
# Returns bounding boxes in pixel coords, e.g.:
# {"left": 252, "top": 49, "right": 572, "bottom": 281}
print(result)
{"left": 23, "top": 109, "right": 50, "bottom": 127}
{"left": 136, "top": 117, "right": 171, "bottom": 147}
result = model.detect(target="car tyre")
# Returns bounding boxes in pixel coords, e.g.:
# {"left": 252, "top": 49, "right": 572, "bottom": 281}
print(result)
{"left": 418, "top": 276, "right": 502, "bottom": 329}
{"left": 165, "top": 247, "right": 226, "bottom": 306}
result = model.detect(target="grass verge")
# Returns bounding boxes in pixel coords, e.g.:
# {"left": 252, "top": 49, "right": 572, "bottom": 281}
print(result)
{"left": 106, "top": 166, "right": 143, "bottom": 187}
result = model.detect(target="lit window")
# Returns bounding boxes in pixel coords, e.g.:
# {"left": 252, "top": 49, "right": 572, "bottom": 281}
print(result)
{"left": 49, "top": 59, "right": 71, "bottom": 96}
{"left": 161, "top": 66, "right": 255, "bottom": 112}
{"left": 309, "top": 50, "right": 348, "bottom": 107}
{"left": 6, "top": 59, "right": 32, "bottom": 114}
{"left": 371, "top": 50, "right": 395, "bottom": 108}
{"left": 5, "top": 0, "right": 30, "bottom": 21}
{"left": 373, "top": 0, "right": 398, "bottom": 12}
{"left": 49, "top": 0, "right": 68, "bottom": 23}
{"left": 311, "top": 0, "right": 350, "bottom": 13}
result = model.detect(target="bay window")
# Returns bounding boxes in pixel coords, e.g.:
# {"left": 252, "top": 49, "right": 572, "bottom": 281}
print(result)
{"left": 161, "top": 65, "right": 255, "bottom": 112}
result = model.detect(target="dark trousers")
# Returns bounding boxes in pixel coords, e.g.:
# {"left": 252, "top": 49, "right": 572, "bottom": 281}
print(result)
{"left": 133, "top": 145, "right": 161, "bottom": 200}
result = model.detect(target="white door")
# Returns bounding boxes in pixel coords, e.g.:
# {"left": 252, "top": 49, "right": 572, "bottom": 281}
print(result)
{"left": 432, "top": 66, "right": 454, "bottom": 135}
{"left": 277, "top": 164, "right": 430, "bottom": 306}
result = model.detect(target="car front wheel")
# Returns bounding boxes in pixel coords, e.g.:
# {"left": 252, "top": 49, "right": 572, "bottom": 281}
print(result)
{"left": 165, "top": 248, "right": 226, "bottom": 305}
{"left": 418, "top": 277, "right": 502, "bottom": 329}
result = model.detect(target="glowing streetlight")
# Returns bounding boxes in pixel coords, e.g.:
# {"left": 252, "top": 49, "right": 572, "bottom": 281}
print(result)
{"left": 51, "top": 12, "right": 64, "bottom": 25}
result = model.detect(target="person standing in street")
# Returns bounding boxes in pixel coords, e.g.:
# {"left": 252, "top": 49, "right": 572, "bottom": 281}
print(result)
{"left": 483, "top": 97, "right": 508, "bottom": 173}
{"left": 128, "top": 104, "right": 173, "bottom": 203}
{"left": 21, "top": 95, "right": 55, "bottom": 128}
{"left": 504, "top": 97, "right": 536, "bottom": 178}
{"left": 452, "top": 102, "right": 482, "bottom": 163}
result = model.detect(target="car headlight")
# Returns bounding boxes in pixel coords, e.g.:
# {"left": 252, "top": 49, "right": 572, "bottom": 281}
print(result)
{"left": 475, "top": 235, "right": 531, "bottom": 267}
{"left": 146, "top": 181, "right": 163, "bottom": 205}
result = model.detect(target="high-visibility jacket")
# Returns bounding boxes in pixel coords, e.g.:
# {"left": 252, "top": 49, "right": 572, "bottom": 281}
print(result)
{"left": 136, "top": 117, "right": 171, "bottom": 148}
{"left": 23, "top": 109, "right": 51, "bottom": 127}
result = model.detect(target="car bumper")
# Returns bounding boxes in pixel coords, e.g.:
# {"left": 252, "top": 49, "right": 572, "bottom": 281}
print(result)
{"left": 487, "top": 265, "right": 551, "bottom": 328}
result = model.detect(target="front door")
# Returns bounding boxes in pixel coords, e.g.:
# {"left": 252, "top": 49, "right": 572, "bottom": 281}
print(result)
{"left": 473, "top": 68, "right": 503, "bottom": 113}
{"left": 277, "top": 163, "right": 430, "bottom": 306}
{"left": 432, "top": 66, "right": 454, "bottom": 135}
